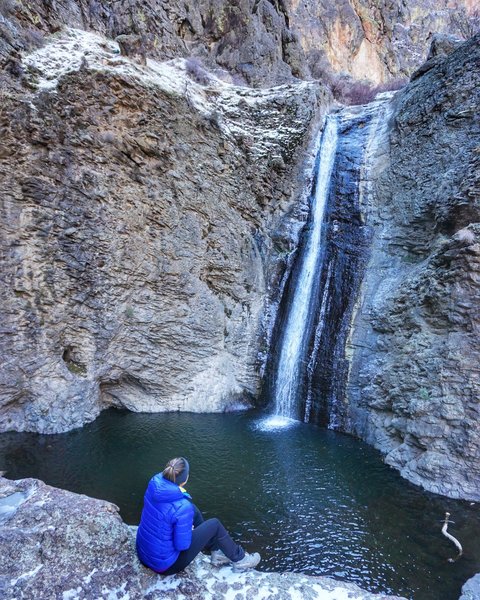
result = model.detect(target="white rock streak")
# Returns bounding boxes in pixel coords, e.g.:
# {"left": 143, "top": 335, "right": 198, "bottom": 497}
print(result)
{"left": 9, "top": 564, "right": 43, "bottom": 587}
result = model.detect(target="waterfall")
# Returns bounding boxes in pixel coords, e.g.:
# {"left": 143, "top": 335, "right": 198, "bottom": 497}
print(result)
{"left": 263, "top": 95, "right": 394, "bottom": 430}
{"left": 272, "top": 116, "right": 338, "bottom": 421}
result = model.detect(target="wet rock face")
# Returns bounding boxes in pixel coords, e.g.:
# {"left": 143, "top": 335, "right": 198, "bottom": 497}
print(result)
{"left": 346, "top": 35, "right": 480, "bottom": 500}
{"left": 0, "top": 476, "right": 407, "bottom": 600}
{"left": 0, "top": 29, "right": 328, "bottom": 433}
{"left": 305, "top": 106, "right": 384, "bottom": 428}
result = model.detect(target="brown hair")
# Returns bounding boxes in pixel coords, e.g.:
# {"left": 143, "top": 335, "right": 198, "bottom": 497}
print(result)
{"left": 162, "top": 457, "right": 187, "bottom": 483}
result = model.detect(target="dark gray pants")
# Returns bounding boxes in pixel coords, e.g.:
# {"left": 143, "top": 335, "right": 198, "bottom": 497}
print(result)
{"left": 161, "top": 505, "right": 244, "bottom": 575}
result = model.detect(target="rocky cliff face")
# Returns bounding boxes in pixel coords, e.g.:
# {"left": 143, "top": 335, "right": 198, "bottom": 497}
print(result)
{"left": 0, "top": 0, "right": 308, "bottom": 87}
{"left": 0, "top": 26, "right": 329, "bottom": 433}
{"left": 0, "top": 475, "right": 408, "bottom": 600}
{"left": 1, "top": 0, "right": 477, "bottom": 92}
{"left": 1, "top": 1, "right": 479, "bottom": 506}
{"left": 285, "top": 0, "right": 478, "bottom": 83}
{"left": 346, "top": 34, "right": 480, "bottom": 500}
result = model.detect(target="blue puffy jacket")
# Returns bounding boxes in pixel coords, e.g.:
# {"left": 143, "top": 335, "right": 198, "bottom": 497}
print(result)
{"left": 136, "top": 474, "right": 194, "bottom": 572}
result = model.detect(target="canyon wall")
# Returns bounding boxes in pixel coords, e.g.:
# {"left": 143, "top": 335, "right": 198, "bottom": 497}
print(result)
{"left": 0, "top": 24, "right": 329, "bottom": 433}
{"left": 0, "top": 0, "right": 307, "bottom": 87}
{"left": 285, "top": 0, "right": 478, "bottom": 83}
{"left": 346, "top": 34, "right": 480, "bottom": 500}
{"left": 1, "top": 0, "right": 479, "bottom": 509}
{"left": 2, "top": 0, "right": 477, "bottom": 91}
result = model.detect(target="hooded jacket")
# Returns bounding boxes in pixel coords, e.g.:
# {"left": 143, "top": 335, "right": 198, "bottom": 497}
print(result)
{"left": 136, "top": 474, "right": 194, "bottom": 572}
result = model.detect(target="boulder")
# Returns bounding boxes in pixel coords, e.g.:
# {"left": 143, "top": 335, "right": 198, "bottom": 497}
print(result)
{"left": 459, "top": 574, "right": 480, "bottom": 600}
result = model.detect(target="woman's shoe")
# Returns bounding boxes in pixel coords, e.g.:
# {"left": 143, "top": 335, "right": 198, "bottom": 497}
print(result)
{"left": 232, "top": 552, "right": 261, "bottom": 571}
{"left": 210, "top": 549, "right": 231, "bottom": 566}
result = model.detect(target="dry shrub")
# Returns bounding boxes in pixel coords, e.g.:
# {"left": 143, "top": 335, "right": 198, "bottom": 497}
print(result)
{"left": 309, "top": 49, "right": 408, "bottom": 106}
{"left": 185, "top": 57, "right": 212, "bottom": 86}
{"left": 335, "top": 77, "right": 408, "bottom": 105}
{"left": 332, "top": 79, "right": 376, "bottom": 105}
{"left": 451, "top": 8, "right": 480, "bottom": 40}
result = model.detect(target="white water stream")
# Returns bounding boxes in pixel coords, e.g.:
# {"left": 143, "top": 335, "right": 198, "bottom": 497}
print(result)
{"left": 272, "top": 116, "right": 338, "bottom": 421}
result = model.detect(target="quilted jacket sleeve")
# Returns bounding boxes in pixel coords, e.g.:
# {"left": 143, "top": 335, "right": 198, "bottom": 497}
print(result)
{"left": 173, "top": 500, "right": 194, "bottom": 551}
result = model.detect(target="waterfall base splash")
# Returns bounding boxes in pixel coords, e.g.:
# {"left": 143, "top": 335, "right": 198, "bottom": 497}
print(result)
{"left": 253, "top": 415, "right": 298, "bottom": 432}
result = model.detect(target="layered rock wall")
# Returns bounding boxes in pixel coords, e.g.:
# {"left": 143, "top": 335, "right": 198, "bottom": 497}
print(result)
{"left": 346, "top": 35, "right": 480, "bottom": 500}
{"left": 285, "top": 0, "right": 478, "bottom": 83}
{"left": 0, "top": 27, "right": 329, "bottom": 433}
{"left": 1, "top": 0, "right": 477, "bottom": 92}
{"left": 0, "top": 0, "right": 307, "bottom": 87}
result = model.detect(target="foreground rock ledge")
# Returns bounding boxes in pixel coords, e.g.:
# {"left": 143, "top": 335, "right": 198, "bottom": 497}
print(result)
{"left": 459, "top": 574, "right": 480, "bottom": 600}
{"left": 0, "top": 477, "right": 406, "bottom": 600}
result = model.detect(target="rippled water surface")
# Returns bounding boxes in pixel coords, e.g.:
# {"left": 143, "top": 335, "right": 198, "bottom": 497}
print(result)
{"left": 0, "top": 409, "right": 479, "bottom": 599}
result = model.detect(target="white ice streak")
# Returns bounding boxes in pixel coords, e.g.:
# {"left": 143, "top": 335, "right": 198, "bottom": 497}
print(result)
{"left": 304, "top": 261, "right": 333, "bottom": 421}
{"left": 83, "top": 568, "right": 98, "bottom": 585}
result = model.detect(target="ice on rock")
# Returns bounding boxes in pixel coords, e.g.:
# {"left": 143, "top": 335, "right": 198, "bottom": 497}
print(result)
{"left": 0, "top": 491, "right": 28, "bottom": 522}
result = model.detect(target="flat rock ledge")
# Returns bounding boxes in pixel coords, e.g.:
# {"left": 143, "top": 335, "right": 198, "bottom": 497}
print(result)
{"left": 459, "top": 574, "right": 480, "bottom": 600}
{"left": 0, "top": 476, "right": 406, "bottom": 600}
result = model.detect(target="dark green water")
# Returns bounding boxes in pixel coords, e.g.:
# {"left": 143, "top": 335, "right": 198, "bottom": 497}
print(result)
{"left": 0, "top": 409, "right": 478, "bottom": 599}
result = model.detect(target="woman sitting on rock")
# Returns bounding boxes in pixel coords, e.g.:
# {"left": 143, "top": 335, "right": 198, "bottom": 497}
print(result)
{"left": 136, "top": 457, "right": 261, "bottom": 575}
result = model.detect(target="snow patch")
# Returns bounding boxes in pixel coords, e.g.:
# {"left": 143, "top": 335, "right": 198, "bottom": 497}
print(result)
{"left": 143, "top": 574, "right": 182, "bottom": 595}
{"left": 100, "top": 582, "right": 129, "bottom": 600}
{"left": 10, "top": 564, "right": 43, "bottom": 587}
{"left": 189, "top": 554, "right": 396, "bottom": 600}
{"left": 62, "top": 586, "right": 82, "bottom": 600}
{"left": 23, "top": 29, "right": 119, "bottom": 91}
{"left": 0, "top": 491, "right": 29, "bottom": 522}
{"left": 83, "top": 568, "right": 98, "bottom": 585}
{"left": 22, "top": 28, "right": 317, "bottom": 160}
